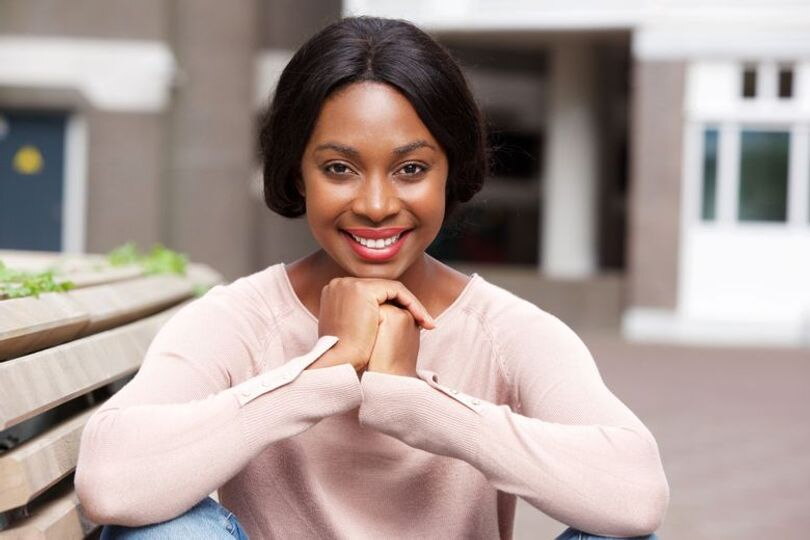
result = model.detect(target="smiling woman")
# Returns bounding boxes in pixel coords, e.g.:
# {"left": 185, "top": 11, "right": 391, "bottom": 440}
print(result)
{"left": 75, "top": 15, "right": 668, "bottom": 540}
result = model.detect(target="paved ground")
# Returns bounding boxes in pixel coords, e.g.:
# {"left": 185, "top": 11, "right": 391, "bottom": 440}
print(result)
{"left": 512, "top": 332, "right": 810, "bottom": 540}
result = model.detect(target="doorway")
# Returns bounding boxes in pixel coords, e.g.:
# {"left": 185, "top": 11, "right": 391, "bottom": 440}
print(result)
{"left": 0, "top": 109, "right": 67, "bottom": 251}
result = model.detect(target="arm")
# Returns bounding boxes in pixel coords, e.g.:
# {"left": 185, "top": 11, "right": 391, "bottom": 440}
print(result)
{"left": 75, "top": 286, "right": 362, "bottom": 527}
{"left": 357, "top": 308, "right": 669, "bottom": 537}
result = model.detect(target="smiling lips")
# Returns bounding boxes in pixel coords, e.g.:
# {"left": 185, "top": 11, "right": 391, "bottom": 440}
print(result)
{"left": 342, "top": 227, "right": 412, "bottom": 262}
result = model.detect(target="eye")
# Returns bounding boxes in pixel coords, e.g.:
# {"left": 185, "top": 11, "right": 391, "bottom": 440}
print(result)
{"left": 398, "top": 162, "right": 429, "bottom": 176}
{"left": 323, "top": 162, "right": 355, "bottom": 176}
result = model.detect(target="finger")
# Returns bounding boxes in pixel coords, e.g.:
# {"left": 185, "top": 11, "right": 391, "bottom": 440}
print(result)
{"left": 387, "top": 282, "right": 436, "bottom": 329}
{"left": 369, "top": 280, "right": 436, "bottom": 329}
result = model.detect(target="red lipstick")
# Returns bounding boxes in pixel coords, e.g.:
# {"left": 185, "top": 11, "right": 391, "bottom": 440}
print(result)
{"left": 341, "top": 228, "right": 412, "bottom": 262}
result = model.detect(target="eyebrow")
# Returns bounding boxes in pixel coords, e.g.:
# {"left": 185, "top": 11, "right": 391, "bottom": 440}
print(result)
{"left": 313, "top": 139, "right": 436, "bottom": 158}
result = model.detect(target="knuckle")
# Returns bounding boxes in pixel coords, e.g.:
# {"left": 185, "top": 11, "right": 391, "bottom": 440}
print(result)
{"left": 392, "top": 306, "right": 414, "bottom": 322}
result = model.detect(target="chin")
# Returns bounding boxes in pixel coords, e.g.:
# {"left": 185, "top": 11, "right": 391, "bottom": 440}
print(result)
{"left": 347, "top": 262, "right": 405, "bottom": 280}
{"left": 333, "top": 254, "right": 415, "bottom": 280}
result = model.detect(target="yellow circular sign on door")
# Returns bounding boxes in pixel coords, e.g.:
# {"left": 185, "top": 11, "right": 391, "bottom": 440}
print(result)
{"left": 13, "top": 145, "right": 44, "bottom": 175}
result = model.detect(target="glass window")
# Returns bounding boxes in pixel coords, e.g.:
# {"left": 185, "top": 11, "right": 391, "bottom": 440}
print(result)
{"left": 778, "top": 65, "right": 794, "bottom": 98}
{"left": 701, "top": 128, "right": 719, "bottom": 221}
{"left": 742, "top": 65, "right": 757, "bottom": 98}
{"left": 738, "top": 130, "right": 789, "bottom": 222}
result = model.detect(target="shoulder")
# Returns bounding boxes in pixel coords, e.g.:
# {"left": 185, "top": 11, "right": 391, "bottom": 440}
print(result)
{"left": 466, "top": 275, "right": 572, "bottom": 337}
{"left": 465, "top": 276, "right": 592, "bottom": 369}
{"left": 145, "top": 264, "right": 291, "bottom": 383}
{"left": 154, "top": 264, "right": 289, "bottom": 355}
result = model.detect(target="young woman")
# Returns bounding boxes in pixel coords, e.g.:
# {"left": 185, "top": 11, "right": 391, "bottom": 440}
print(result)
{"left": 76, "top": 16, "right": 669, "bottom": 540}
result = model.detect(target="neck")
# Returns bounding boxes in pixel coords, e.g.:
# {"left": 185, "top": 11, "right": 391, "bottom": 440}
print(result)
{"left": 295, "top": 249, "right": 442, "bottom": 318}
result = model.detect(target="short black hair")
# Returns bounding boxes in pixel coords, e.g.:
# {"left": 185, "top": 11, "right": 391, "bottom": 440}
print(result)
{"left": 259, "top": 15, "right": 489, "bottom": 222}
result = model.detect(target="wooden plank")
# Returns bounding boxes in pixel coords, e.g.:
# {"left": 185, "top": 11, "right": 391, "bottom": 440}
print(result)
{"left": 55, "top": 267, "right": 143, "bottom": 290}
{"left": 0, "top": 263, "right": 222, "bottom": 361}
{"left": 0, "top": 251, "right": 135, "bottom": 302}
{"left": 0, "top": 301, "right": 189, "bottom": 431}
{"left": 0, "top": 406, "right": 99, "bottom": 511}
{"left": 0, "top": 250, "right": 223, "bottom": 299}
{"left": 0, "top": 296, "right": 89, "bottom": 362}
{"left": 0, "top": 489, "right": 92, "bottom": 539}
{"left": 0, "top": 250, "right": 107, "bottom": 270}
{"left": 70, "top": 275, "right": 198, "bottom": 336}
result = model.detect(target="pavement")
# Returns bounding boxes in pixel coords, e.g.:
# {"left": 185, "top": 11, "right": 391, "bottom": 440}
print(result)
{"left": 512, "top": 332, "right": 810, "bottom": 540}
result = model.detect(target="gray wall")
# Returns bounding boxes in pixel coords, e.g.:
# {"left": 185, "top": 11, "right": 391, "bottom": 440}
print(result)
{"left": 164, "top": 0, "right": 258, "bottom": 281}
{"left": 0, "top": 0, "right": 169, "bottom": 40}
{"left": 626, "top": 60, "right": 686, "bottom": 309}
{"left": 0, "top": 0, "right": 170, "bottom": 257}
{"left": 253, "top": 0, "right": 342, "bottom": 270}
{"left": 0, "top": 0, "right": 267, "bottom": 281}
{"left": 258, "top": 0, "right": 341, "bottom": 49}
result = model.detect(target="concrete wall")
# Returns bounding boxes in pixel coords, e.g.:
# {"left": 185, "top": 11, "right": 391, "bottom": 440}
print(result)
{"left": 85, "top": 111, "right": 164, "bottom": 251}
{"left": 626, "top": 60, "right": 686, "bottom": 309}
{"left": 164, "top": 0, "right": 258, "bottom": 281}
{"left": 253, "top": 0, "right": 342, "bottom": 270}
{"left": 259, "top": 0, "right": 341, "bottom": 49}
{"left": 0, "top": 0, "right": 168, "bottom": 40}
{"left": 0, "top": 0, "right": 170, "bottom": 256}
{"left": 0, "top": 0, "right": 267, "bottom": 281}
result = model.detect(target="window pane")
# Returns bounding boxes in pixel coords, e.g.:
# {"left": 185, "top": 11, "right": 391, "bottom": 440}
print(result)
{"left": 778, "top": 66, "right": 794, "bottom": 98}
{"left": 742, "top": 66, "right": 757, "bottom": 98}
{"left": 738, "top": 130, "right": 789, "bottom": 222}
{"left": 701, "top": 128, "right": 718, "bottom": 221}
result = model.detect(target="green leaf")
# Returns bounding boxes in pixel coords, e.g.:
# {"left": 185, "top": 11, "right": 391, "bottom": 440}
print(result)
{"left": 104, "top": 242, "right": 188, "bottom": 276}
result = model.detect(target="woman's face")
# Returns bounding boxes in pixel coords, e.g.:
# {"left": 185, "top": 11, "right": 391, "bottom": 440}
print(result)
{"left": 300, "top": 81, "right": 449, "bottom": 279}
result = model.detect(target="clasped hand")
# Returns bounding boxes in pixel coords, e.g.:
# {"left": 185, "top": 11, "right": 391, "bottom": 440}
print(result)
{"left": 308, "top": 277, "right": 436, "bottom": 378}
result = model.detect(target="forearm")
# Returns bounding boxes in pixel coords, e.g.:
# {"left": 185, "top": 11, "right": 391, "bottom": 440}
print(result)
{"left": 76, "top": 363, "right": 361, "bottom": 526}
{"left": 357, "top": 370, "right": 668, "bottom": 537}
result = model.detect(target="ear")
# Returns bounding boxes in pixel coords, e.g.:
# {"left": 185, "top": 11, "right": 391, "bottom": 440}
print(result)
{"left": 295, "top": 174, "right": 305, "bottom": 197}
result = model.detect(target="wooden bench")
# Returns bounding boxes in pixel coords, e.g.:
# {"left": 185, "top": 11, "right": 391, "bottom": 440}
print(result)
{"left": 0, "top": 249, "right": 223, "bottom": 538}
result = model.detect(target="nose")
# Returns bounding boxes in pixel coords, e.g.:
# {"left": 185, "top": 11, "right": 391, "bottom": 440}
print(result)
{"left": 351, "top": 172, "right": 401, "bottom": 223}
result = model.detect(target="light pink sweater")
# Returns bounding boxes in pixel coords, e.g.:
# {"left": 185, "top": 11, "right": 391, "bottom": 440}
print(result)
{"left": 74, "top": 263, "right": 669, "bottom": 538}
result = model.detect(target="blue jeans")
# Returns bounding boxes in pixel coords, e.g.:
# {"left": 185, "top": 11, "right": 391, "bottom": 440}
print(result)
{"left": 99, "top": 496, "right": 250, "bottom": 539}
{"left": 99, "top": 495, "right": 659, "bottom": 539}
{"left": 556, "top": 526, "right": 660, "bottom": 539}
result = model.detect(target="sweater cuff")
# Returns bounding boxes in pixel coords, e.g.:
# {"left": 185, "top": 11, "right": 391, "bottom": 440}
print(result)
{"left": 357, "top": 370, "right": 482, "bottom": 462}
{"left": 236, "top": 363, "right": 362, "bottom": 453}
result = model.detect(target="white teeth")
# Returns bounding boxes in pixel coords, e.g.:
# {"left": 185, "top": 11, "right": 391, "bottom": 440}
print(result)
{"left": 349, "top": 232, "right": 403, "bottom": 249}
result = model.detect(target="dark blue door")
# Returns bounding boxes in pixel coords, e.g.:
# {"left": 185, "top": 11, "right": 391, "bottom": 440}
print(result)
{"left": 0, "top": 110, "right": 67, "bottom": 251}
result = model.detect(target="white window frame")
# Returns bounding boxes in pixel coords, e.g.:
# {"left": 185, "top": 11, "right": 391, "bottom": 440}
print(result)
{"left": 690, "top": 60, "right": 810, "bottom": 231}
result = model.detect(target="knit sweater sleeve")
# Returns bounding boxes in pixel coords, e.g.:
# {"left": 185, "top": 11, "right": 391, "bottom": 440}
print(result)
{"left": 74, "top": 285, "right": 362, "bottom": 527}
{"left": 357, "top": 305, "right": 669, "bottom": 538}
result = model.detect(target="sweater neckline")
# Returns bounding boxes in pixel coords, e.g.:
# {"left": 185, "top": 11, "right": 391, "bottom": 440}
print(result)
{"left": 278, "top": 262, "right": 480, "bottom": 327}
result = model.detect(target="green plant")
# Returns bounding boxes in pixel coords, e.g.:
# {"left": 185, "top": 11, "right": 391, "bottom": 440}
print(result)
{"left": 192, "top": 283, "right": 212, "bottom": 298}
{"left": 106, "top": 242, "right": 188, "bottom": 276}
{"left": 106, "top": 242, "right": 141, "bottom": 266}
{"left": 0, "top": 260, "right": 76, "bottom": 299}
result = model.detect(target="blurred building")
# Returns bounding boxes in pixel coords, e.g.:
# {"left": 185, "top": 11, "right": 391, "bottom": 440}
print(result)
{"left": 1, "top": 0, "right": 809, "bottom": 348}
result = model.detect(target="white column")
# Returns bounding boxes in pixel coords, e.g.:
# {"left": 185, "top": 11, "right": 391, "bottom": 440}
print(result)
{"left": 541, "top": 41, "right": 599, "bottom": 278}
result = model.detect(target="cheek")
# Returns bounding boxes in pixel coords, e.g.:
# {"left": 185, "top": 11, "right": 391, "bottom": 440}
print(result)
{"left": 411, "top": 178, "right": 446, "bottom": 225}
{"left": 304, "top": 180, "right": 343, "bottom": 219}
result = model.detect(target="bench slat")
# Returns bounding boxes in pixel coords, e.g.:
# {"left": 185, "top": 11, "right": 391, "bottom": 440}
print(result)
{"left": 56, "top": 266, "right": 144, "bottom": 290}
{"left": 0, "top": 250, "right": 220, "bottom": 299}
{"left": 70, "top": 275, "right": 200, "bottom": 336}
{"left": 0, "top": 301, "right": 189, "bottom": 431}
{"left": 0, "top": 489, "right": 92, "bottom": 539}
{"left": 0, "top": 263, "right": 221, "bottom": 361}
{"left": 0, "top": 296, "right": 89, "bottom": 362}
{"left": 0, "top": 406, "right": 99, "bottom": 511}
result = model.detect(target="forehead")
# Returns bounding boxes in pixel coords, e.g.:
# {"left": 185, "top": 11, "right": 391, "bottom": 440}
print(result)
{"left": 307, "top": 81, "right": 439, "bottom": 152}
